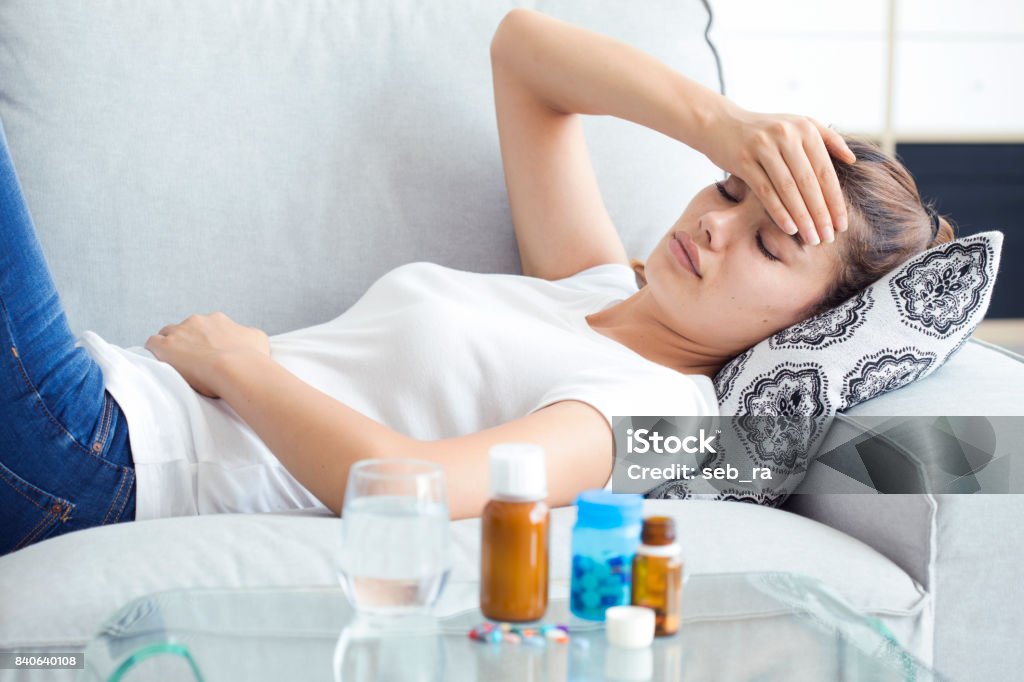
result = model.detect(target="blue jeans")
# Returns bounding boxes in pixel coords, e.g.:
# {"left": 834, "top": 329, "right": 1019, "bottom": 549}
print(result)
{"left": 0, "top": 119, "right": 136, "bottom": 556}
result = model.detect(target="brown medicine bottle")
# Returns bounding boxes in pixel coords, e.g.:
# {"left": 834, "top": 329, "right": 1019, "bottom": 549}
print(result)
{"left": 631, "top": 516, "right": 683, "bottom": 636}
{"left": 480, "top": 444, "right": 549, "bottom": 622}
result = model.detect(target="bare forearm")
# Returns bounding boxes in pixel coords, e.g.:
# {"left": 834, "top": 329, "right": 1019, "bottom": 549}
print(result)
{"left": 490, "top": 8, "right": 731, "bottom": 152}
{"left": 210, "top": 352, "right": 413, "bottom": 516}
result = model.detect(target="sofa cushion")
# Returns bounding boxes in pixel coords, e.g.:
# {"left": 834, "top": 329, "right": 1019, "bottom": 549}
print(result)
{"left": 0, "top": 500, "right": 932, "bottom": 667}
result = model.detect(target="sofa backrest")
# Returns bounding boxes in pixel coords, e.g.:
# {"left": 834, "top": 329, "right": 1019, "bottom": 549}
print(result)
{"left": 0, "top": 0, "right": 721, "bottom": 346}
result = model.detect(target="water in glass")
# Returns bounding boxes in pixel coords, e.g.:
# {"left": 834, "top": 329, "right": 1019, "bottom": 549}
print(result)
{"left": 339, "top": 460, "right": 451, "bottom": 615}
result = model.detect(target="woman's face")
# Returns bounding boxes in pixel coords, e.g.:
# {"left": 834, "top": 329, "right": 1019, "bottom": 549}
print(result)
{"left": 645, "top": 174, "right": 846, "bottom": 355}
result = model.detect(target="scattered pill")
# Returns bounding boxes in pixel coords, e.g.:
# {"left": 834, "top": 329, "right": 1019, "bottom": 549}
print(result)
{"left": 572, "top": 638, "right": 591, "bottom": 651}
{"left": 468, "top": 622, "right": 573, "bottom": 646}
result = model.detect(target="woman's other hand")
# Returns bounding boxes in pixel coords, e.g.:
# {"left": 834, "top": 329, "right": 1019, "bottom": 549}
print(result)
{"left": 702, "top": 103, "right": 857, "bottom": 245}
{"left": 144, "top": 312, "right": 271, "bottom": 398}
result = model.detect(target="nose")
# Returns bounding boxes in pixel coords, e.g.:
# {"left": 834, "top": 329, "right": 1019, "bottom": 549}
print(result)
{"left": 699, "top": 205, "right": 747, "bottom": 251}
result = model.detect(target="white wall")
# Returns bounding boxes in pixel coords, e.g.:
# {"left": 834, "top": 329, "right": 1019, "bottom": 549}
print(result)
{"left": 710, "top": 0, "right": 1024, "bottom": 145}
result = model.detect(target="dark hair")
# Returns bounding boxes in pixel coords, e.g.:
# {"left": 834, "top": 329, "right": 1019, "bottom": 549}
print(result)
{"left": 630, "top": 135, "right": 957, "bottom": 320}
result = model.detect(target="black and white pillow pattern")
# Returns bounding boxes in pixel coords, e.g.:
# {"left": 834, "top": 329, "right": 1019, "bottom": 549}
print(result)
{"left": 647, "top": 231, "right": 1003, "bottom": 506}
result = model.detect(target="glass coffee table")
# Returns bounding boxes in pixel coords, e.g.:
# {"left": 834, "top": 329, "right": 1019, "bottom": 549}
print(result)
{"left": 82, "top": 572, "right": 942, "bottom": 681}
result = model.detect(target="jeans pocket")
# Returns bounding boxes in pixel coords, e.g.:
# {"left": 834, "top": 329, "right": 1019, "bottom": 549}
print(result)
{"left": 0, "top": 459, "right": 74, "bottom": 556}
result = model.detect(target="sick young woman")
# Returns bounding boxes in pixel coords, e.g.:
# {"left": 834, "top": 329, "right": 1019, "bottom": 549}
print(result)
{"left": 0, "top": 9, "right": 952, "bottom": 554}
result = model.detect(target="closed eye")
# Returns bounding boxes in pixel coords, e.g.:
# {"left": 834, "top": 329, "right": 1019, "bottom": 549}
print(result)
{"left": 716, "top": 182, "right": 780, "bottom": 263}
{"left": 714, "top": 181, "right": 734, "bottom": 203}
{"left": 756, "top": 232, "right": 780, "bottom": 262}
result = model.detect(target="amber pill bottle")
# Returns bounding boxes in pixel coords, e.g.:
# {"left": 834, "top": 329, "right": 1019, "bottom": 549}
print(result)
{"left": 480, "top": 444, "right": 550, "bottom": 622}
{"left": 631, "top": 516, "right": 683, "bottom": 636}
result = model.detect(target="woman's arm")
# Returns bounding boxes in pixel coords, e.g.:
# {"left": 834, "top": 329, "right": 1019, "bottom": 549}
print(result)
{"left": 210, "top": 351, "right": 613, "bottom": 519}
{"left": 490, "top": 9, "right": 723, "bottom": 280}
{"left": 493, "top": 8, "right": 723, "bottom": 151}
{"left": 145, "top": 313, "right": 614, "bottom": 519}
{"left": 492, "top": 8, "right": 855, "bottom": 245}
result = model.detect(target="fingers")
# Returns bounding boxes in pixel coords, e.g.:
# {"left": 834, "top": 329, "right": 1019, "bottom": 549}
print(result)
{"left": 811, "top": 118, "right": 857, "bottom": 165}
{"left": 756, "top": 152, "right": 821, "bottom": 245}
{"left": 742, "top": 163, "right": 800, "bottom": 238}
{"left": 805, "top": 132, "right": 849, "bottom": 235}
{"left": 750, "top": 117, "right": 853, "bottom": 245}
{"left": 143, "top": 334, "right": 164, "bottom": 358}
{"left": 156, "top": 312, "right": 225, "bottom": 338}
{"left": 779, "top": 141, "right": 834, "bottom": 244}
{"left": 808, "top": 119, "right": 853, "bottom": 233}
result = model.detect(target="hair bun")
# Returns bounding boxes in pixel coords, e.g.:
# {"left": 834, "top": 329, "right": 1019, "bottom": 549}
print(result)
{"left": 926, "top": 206, "right": 941, "bottom": 239}
{"left": 931, "top": 214, "right": 955, "bottom": 246}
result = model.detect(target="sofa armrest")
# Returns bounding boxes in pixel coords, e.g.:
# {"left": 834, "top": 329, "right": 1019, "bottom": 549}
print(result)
{"left": 929, "top": 495, "right": 1024, "bottom": 680}
{"left": 785, "top": 493, "right": 1024, "bottom": 681}
{"left": 783, "top": 338, "right": 1024, "bottom": 588}
{"left": 782, "top": 493, "right": 935, "bottom": 589}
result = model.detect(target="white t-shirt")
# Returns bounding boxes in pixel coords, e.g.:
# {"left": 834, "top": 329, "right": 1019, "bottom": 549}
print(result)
{"left": 79, "top": 262, "right": 720, "bottom": 520}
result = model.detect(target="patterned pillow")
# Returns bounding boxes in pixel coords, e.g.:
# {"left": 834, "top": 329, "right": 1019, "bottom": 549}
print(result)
{"left": 647, "top": 231, "right": 1004, "bottom": 505}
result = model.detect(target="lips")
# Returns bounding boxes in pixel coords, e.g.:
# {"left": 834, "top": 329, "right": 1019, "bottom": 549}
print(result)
{"left": 672, "top": 231, "right": 702, "bottom": 278}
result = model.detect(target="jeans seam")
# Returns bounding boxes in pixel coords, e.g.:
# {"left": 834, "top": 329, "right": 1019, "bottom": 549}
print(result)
{"left": 0, "top": 292, "right": 95, "bottom": 457}
{"left": 1, "top": 290, "right": 123, "bottom": 474}
{"left": 114, "top": 468, "right": 133, "bottom": 522}
{"left": 10, "top": 344, "right": 93, "bottom": 456}
{"left": 8, "top": 355, "right": 119, "bottom": 476}
{"left": 8, "top": 347, "right": 120, "bottom": 472}
{"left": 15, "top": 506, "right": 61, "bottom": 551}
{"left": 0, "top": 468, "right": 50, "bottom": 511}
{"left": 112, "top": 468, "right": 133, "bottom": 523}
{"left": 93, "top": 393, "right": 114, "bottom": 454}
{"left": 101, "top": 466, "right": 130, "bottom": 525}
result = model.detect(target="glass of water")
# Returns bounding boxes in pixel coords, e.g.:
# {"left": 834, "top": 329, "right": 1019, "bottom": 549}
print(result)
{"left": 338, "top": 459, "right": 452, "bottom": 616}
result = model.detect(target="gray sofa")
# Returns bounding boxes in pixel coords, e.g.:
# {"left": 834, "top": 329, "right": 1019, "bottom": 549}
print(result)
{"left": 1, "top": 2, "right": 1021, "bottom": 680}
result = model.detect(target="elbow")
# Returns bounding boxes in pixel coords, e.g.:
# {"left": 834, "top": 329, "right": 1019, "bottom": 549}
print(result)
{"left": 490, "top": 8, "right": 535, "bottom": 63}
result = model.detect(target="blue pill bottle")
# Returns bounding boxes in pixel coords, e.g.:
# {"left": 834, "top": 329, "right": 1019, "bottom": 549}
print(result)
{"left": 569, "top": 490, "right": 644, "bottom": 621}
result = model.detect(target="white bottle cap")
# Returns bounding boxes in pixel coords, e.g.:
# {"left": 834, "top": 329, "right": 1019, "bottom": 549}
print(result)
{"left": 488, "top": 443, "right": 547, "bottom": 501}
{"left": 605, "top": 606, "right": 656, "bottom": 649}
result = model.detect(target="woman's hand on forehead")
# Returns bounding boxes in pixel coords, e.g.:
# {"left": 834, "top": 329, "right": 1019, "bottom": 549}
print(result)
{"left": 701, "top": 105, "right": 856, "bottom": 247}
